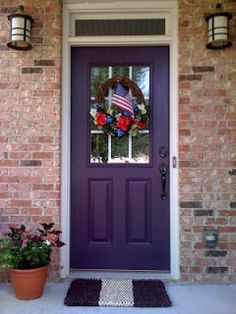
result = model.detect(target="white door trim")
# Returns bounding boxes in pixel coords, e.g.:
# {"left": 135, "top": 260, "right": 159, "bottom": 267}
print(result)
{"left": 61, "top": 0, "right": 179, "bottom": 280}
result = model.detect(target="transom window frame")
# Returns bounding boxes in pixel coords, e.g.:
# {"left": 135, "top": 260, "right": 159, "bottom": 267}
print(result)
{"left": 61, "top": 0, "right": 179, "bottom": 280}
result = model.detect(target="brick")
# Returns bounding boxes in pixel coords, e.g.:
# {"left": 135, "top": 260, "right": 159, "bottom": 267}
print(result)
{"left": 204, "top": 89, "right": 226, "bottom": 97}
{"left": 0, "top": 216, "right": 9, "bottom": 223}
{"left": 33, "top": 90, "right": 54, "bottom": 97}
{"left": 179, "top": 97, "right": 190, "bottom": 105}
{"left": 218, "top": 210, "right": 236, "bottom": 217}
{"left": 194, "top": 210, "right": 213, "bottom": 216}
{"left": 34, "top": 60, "right": 55, "bottom": 66}
{"left": 205, "top": 251, "right": 227, "bottom": 257}
{"left": 21, "top": 208, "right": 42, "bottom": 215}
{"left": 33, "top": 184, "right": 54, "bottom": 190}
{"left": 180, "top": 201, "right": 203, "bottom": 208}
{"left": 194, "top": 243, "right": 205, "bottom": 249}
{"left": 192, "top": 66, "right": 214, "bottom": 73}
{"left": 220, "top": 243, "right": 236, "bottom": 250}
{"left": 219, "top": 226, "right": 236, "bottom": 233}
{"left": 33, "top": 152, "right": 52, "bottom": 159}
{"left": 31, "top": 37, "right": 43, "bottom": 43}
{"left": 179, "top": 81, "right": 191, "bottom": 89}
{"left": 32, "top": 136, "right": 53, "bottom": 143}
{"left": 0, "top": 192, "right": 9, "bottom": 198}
{"left": 21, "top": 68, "right": 43, "bottom": 74}
{"left": 3, "top": 208, "right": 20, "bottom": 215}
{"left": 179, "top": 74, "right": 202, "bottom": 81}
{"left": 0, "top": 160, "right": 18, "bottom": 167}
{"left": 20, "top": 160, "right": 42, "bottom": 167}
{"left": 21, "top": 144, "right": 42, "bottom": 151}
{"left": 179, "top": 129, "right": 191, "bottom": 136}
{"left": 207, "top": 267, "right": 228, "bottom": 274}
{"left": 0, "top": 177, "right": 19, "bottom": 183}
{"left": 0, "top": 7, "right": 16, "bottom": 13}
{"left": 10, "top": 200, "right": 32, "bottom": 207}
{"left": 0, "top": 83, "right": 8, "bottom": 89}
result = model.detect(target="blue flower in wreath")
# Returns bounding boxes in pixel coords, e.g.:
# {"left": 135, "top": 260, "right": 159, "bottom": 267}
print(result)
{"left": 116, "top": 128, "right": 124, "bottom": 137}
{"left": 123, "top": 111, "right": 130, "bottom": 117}
{"left": 134, "top": 106, "right": 139, "bottom": 113}
{"left": 106, "top": 116, "right": 113, "bottom": 124}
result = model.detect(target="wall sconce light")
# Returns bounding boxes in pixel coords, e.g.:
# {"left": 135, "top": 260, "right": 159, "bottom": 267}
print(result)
{"left": 205, "top": 3, "right": 232, "bottom": 49}
{"left": 7, "top": 5, "right": 34, "bottom": 50}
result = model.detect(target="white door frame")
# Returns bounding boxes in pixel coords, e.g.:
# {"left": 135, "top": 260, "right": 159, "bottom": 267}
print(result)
{"left": 61, "top": 0, "right": 179, "bottom": 280}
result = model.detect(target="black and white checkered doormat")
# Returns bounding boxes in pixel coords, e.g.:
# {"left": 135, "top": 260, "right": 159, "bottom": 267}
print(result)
{"left": 64, "top": 279, "right": 171, "bottom": 307}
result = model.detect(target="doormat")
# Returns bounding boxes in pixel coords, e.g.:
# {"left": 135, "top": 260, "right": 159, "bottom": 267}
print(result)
{"left": 64, "top": 278, "right": 171, "bottom": 307}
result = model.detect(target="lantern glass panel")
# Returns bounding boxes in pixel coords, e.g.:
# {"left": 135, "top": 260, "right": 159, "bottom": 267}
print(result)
{"left": 12, "top": 16, "right": 24, "bottom": 28}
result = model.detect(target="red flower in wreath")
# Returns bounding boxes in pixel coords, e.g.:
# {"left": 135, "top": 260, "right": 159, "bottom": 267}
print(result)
{"left": 138, "top": 121, "right": 146, "bottom": 130}
{"left": 96, "top": 112, "right": 107, "bottom": 126}
{"left": 116, "top": 116, "right": 132, "bottom": 132}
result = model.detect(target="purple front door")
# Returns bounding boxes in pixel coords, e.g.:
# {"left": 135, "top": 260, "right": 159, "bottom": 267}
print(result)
{"left": 71, "top": 47, "right": 170, "bottom": 270}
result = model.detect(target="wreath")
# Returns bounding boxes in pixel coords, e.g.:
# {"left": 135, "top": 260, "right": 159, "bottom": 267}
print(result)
{"left": 89, "top": 76, "right": 150, "bottom": 137}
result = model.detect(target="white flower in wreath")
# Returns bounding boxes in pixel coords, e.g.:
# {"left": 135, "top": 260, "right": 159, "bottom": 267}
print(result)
{"left": 115, "top": 113, "right": 122, "bottom": 119}
{"left": 138, "top": 104, "right": 147, "bottom": 115}
{"left": 107, "top": 108, "right": 114, "bottom": 115}
{"left": 90, "top": 108, "right": 97, "bottom": 118}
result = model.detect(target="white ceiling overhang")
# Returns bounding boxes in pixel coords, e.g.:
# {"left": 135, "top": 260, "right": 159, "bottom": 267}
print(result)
{"left": 62, "top": 0, "right": 177, "bottom": 3}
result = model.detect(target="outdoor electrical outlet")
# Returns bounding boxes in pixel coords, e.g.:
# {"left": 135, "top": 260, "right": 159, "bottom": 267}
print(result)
{"left": 203, "top": 230, "right": 219, "bottom": 247}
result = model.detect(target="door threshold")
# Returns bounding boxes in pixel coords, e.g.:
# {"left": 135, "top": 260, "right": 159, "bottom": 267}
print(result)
{"left": 68, "top": 270, "right": 171, "bottom": 280}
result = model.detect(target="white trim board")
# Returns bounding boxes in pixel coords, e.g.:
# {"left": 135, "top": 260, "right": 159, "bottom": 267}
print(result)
{"left": 61, "top": 0, "right": 179, "bottom": 280}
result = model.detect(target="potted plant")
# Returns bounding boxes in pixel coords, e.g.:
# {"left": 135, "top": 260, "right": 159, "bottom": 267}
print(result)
{"left": 0, "top": 223, "right": 64, "bottom": 300}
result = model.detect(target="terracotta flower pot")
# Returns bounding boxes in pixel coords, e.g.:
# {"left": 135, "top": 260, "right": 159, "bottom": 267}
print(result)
{"left": 10, "top": 265, "right": 48, "bottom": 300}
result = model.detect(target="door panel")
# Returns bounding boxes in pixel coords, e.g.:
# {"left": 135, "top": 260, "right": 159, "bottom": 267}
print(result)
{"left": 126, "top": 179, "right": 151, "bottom": 243}
{"left": 71, "top": 47, "right": 170, "bottom": 271}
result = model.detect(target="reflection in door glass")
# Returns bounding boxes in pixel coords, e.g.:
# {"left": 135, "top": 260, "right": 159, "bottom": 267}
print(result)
{"left": 133, "top": 67, "right": 150, "bottom": 98}
{"left": 91, "top": 67, "right": 109, "bottom": 98}
{"left": 111, "top": 136, "right": 129, "bottom": 163}
{"left": 132, "top": 133, "right": 149, "bottom": 163}
{"left": 91, "top": 133, "right": 108, "bottom": 163}
{"left": 90, "top": 66, "right": 150, "bottom": 164}
{"left": 112, "top": 66, "right": 129, "bottom": 78}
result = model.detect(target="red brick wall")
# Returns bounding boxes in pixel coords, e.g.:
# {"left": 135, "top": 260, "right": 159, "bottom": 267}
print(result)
{"left": 0, "top": 0, "right": 62, "bottom": 279}
{"left": 0, "top": 0, "right": 235, "bottom": 282}
{"left": 179, "top": 0, "right": 236, "bottom": 282}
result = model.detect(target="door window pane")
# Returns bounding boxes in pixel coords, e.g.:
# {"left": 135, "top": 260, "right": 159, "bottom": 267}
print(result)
{"left": 89, "top": 65, "right": 150, "bottom": 164}
{"left": 91, "top": 133, "right": 108, "bottom": 163}
{"left": 111, "top": 136, "right": 129, "bottom": 163}
{"left": 132, "top": 132, "right": 149, "bottom": 163}
{"left": 91, "top": 67, "right": 109, "bottom": 98}
{"left": 112, "top": 66, "right": 129, "bottom": 78}
{"left": 132, "top": 67, "right": 150, "bottom": 98}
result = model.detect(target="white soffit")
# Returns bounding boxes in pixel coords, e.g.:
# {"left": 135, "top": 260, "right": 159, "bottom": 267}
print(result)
{"left": 62, "top": 0, "right": 177, "bottom": 3}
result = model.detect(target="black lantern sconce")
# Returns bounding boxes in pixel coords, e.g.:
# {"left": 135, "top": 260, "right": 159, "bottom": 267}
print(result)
{"left": 205, "top": 3, "right": 232, "bottom": 49}
{"left": 7, "top": 5, "right": 34, "bottom": 50}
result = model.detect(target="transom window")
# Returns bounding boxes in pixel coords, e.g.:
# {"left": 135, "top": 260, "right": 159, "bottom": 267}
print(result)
{"left": 75, "top": 19, "right": 165, "bottom": 36}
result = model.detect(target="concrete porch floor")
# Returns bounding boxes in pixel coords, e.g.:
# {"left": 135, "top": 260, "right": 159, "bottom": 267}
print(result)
{"left": 0, "top": 282, "right": 236, "bottom": 314}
